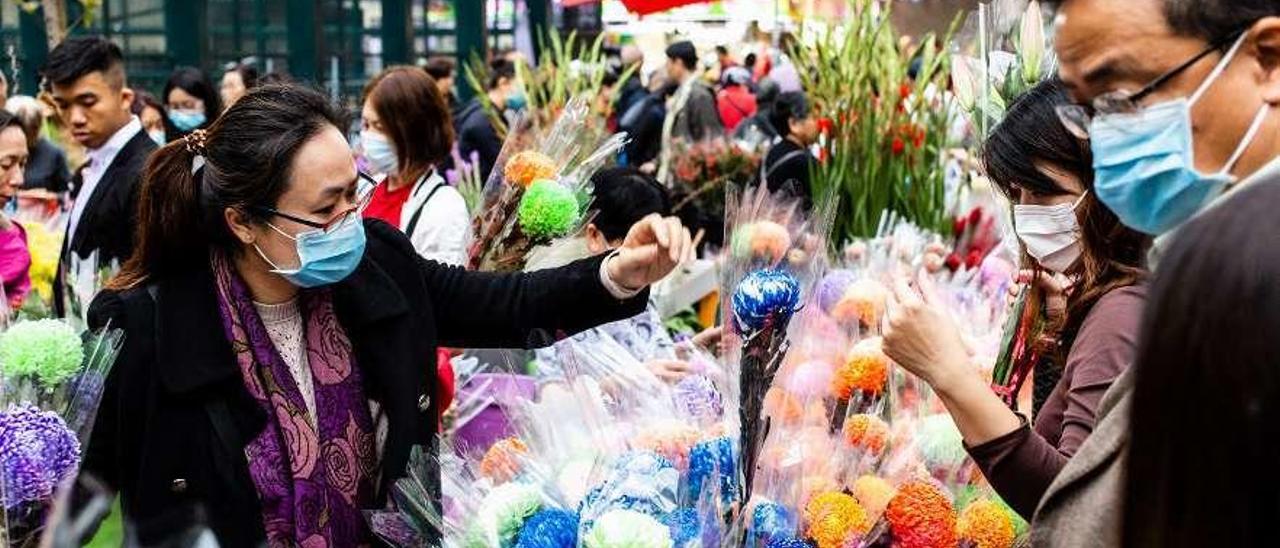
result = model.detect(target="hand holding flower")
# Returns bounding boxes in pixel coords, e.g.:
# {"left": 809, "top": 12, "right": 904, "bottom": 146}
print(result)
{"left": 882, "top": 272, "right": 972, "bottom": 393}
{"left": 607, "top": 214, "right": 693, "bottom": 291}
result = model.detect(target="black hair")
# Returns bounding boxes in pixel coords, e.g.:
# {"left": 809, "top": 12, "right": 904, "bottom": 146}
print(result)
{"left": 715, "top": 45, "right": 729, "bottom": 56}
{"left": 41, "top": 36, "right": 125, "bottom": 89}
{"left": 162, "top": 67, "right": 223, "bottom": 134}
{"left": 0, "top": 110, "right": 22, "bottom": 133}
{"left": 666, "top": 41, "right": 699, "bottom": 71}
{"left": 1123, "top": 179, "right": 1280, "bottom": 547}
{"left": 1044, "top": 0, "right": 1276, "bottom": 42}
{"left": 258, "top": 72, "right": 292, "bottom": 86}
{"left": 488, "top": 59, "right": 516, "bottom": 90}
{"left": 744, "top": 52, "right": 758, "bottom": 70}
{"left": 982, "top": 78, "right": 1149, "bottom": 363}
{"left": 589, "top": 166, "right": 671, "bottom": 242}
{"left": 225, "top": 63, "right": 259, "bottom": 89}
{"left": 769, "top": 91, "right": 810, "bottom": 138}
{"left": 424, "top": 57, "right": 455, "bottom": 81}
{"left": 130, "top": 90, "right": 165, "bottom": 118}
{"left": 111, "top": 84, "right": 348, "bottom": 289}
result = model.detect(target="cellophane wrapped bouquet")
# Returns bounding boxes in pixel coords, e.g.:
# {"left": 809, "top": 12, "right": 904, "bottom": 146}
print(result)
{"left": 0, "top": 315, "right": 124, "bottom": 544}
{"left": 369, "top": 329, "right": 741, "bottom": 547}
{"left": 467, "top": 95, "right": 627, "bottom": 272}
{"left": 739, "top": 217, "right": 1028, "bottom": 548}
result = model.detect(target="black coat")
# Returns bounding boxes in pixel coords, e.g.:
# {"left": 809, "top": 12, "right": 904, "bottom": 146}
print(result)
{"left": 82, "top": 220, "right": 647, "bottom": 546}
{"left": 55, "top": 130, "right": 157, "bottom": 315}
{"left": 454, "top": 99, "right": 504, "bottom": 182}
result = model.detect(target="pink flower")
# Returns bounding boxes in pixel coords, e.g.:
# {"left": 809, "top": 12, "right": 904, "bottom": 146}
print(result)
{"left": 273, "top": 394, "right": 318, "bottom": 479}
{"left": 346, "top": 417, "right": 377, "bottom": 477}
{"left": 306, "top": 299, "right": 353, "bottom": 385}
{"left": 299, "top": 534, "right": 329, "bottom": 548}
{"left": 323, "top": 438, "right": 360, "bottom": 503}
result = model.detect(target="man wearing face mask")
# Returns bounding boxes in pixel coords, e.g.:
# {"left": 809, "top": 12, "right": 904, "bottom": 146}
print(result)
{"left": 455, "top": 59, "right": 525, "bottom": 181}
{"left": 1024, "top": 1, "right": 1280, "bottom": 545}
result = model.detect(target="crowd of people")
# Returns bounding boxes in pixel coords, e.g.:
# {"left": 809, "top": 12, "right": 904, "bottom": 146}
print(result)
{"left": 0, "top": 0, "right": 1276, "bottom": 545}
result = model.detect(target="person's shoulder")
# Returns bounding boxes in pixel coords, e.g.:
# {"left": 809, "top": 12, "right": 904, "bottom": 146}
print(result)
{"left": 1088, "top": 284, "right": 1148, "bottom": 321}
{"left": 1068, "top": 283, "right": 1149, "bottom": 361}
{"left": 87, "top": 284, "right": 155, "bottom": 332}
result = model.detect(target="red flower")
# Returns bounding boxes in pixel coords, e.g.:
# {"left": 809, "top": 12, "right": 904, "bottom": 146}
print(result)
{"left": 899, "top": 83, "right": 912, "bottom": 100}
{"left": 891, "top": 137, "right": 906, "bottom": 155}
{"left": 965, "top": 249, "right": 984, "bottom": 269}
{"left": 953, "top": 216, "right": 968, "bottom": 236}
{"left": 818, "top": 117, "right": 835, "bottom": 134}
{"left": 912, "top": 128, "right": 926, "bottom": 148}
{"left": 968, "top": 207, "right": 984, "bottom": 226}
{"left": 944, "top": 253, "right": 963, "bottom": 272}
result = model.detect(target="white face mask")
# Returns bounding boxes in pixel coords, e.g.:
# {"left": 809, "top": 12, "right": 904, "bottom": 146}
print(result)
{"left": 1014, "top": 191, "right": 1088, "bottom": 274}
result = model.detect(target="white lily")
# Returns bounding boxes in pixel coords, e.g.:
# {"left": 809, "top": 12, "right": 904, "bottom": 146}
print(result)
{"left": 952, "top": 55, "right": 982, "bottom": 112}
{"left": 1020, "top": 0, "right": 1046, "bottom": 84}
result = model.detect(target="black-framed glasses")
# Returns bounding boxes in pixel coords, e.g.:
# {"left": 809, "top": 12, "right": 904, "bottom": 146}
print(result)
{"left": 1056, "top": 29, "right": 1245, "bottom": 139}
{"left": 252, "top": 171, "right": 379, "bottom": 234}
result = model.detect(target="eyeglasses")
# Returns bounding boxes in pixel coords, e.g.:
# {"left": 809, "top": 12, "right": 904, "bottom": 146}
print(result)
{"left": 252, "top": 171, "right": 379, "bottom": 234}
{"left": 1055, "top": 30, "right": 1244, "bottom": 139}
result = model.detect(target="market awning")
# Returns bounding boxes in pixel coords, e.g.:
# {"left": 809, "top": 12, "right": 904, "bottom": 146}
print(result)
{"left": 617, "top": 0, "right": 718, "bottom": 16}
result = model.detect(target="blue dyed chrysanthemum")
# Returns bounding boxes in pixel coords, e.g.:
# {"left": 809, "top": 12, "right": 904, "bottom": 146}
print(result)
{"left": 516, "top": 508, "right": 579, "bottom": 548}
{"left": 0, "top": 403, "right": 81, "bottom": 508}
{"left": 663, "top": 508, "right": 700, "bottom": 546}
{"left": 732, "top": 269, "right": 802, "bottom": 332}
{"left": 686, "top": 437, "right": 737, "bottom": 506}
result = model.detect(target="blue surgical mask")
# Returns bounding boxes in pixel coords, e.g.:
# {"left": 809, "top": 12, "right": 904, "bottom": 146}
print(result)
{"left": 1089, "top": 33, "right": 1270, "bottom": 235}
{"left": 360, "top": 130, "right": 398, "bottom": 175}
{"left": 505, "top": 91, "right": 528, "bottom": 111}
{"left": 169, "top": 109, "right": 207, "bottom": 132}
{"left": 148, "top": 129, "right": 166, "bottom": 146}
{"left": 254, "top": 216, "right": 367, "bottom": 288}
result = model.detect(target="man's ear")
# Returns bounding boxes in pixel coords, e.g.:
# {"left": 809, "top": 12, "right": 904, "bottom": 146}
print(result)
{"left": 1249, "top": 17, "right": 1280, "bottom": 105}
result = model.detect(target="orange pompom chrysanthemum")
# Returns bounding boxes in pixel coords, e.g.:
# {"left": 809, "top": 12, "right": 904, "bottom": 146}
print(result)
{"left": 804, "top": 491, "right": 870, "bottom": 548}
{"left": 503, "top": 150, "right": 558, "bottom": 187}
{"left": 842, "top": 414, "right": 890, "bottom": 454}
{"left": 832, "top": 338, "right": 889, "bottom": 399}
{"left": 851, "top": 475, "right": 896, "bottom": 516}
{"left": 957, "top": 499, "right": 1017, "bottom": 548}
{"left": 479, "top": 438, "right": 529, "bottom": 483}
{"left": 831, "top": 279, "right": 891, "bottom": 326}
{"left": 885, "top": 480, "right": 957, "bottom": 548}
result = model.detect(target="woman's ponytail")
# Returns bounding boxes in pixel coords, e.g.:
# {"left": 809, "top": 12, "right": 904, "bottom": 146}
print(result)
{"left": 109, "top": 136, "right": 207, "bottom": 290}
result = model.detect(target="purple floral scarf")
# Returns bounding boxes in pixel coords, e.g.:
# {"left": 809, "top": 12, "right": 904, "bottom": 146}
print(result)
{"left": 212, "top": 254, "right": 377, "bottom": 547}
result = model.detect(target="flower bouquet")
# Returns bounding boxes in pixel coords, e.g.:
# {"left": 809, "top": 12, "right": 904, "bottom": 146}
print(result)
{"left": 0, "top": 317, "right": 124, "bottom": 545}
{"left": 668, "top": 138, "right": 765, "bottom": 251}
{"left": 466, "top": 95, "right": 627, "bottom": 272}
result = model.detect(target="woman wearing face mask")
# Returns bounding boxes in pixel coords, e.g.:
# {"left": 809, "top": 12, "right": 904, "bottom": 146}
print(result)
{"left": 360, "top": 67, "right": 469, "bottom": 265}
{"left": 881, "top": 79, "right": 1150, "bottom": 519}
{"left": 81, "top": 84, "right": 691, "bottom": 546}
{"left": 163, "top": 67, "right": 222, "bottom": 141}
{"left": 130, "top": 91, "right": 168, "bottom": 146}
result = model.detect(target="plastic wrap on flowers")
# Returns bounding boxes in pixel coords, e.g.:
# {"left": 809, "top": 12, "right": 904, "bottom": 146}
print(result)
{"left": 732, "top": 269, "right": 802, "bottom": 333}
{"left": 830, "top": 279, "right": 891, "bottom": 327}
{"left": 956, "top": 499, "right": 1017, "bottom": 548}
{"left": 518, "top": 179, "right": 581, "bottom": 239}
{"left": 580, "top": 452, "right": 679, "bottom": 527}
{"left": 916, "top": 414, "right": 967, "bottom": 472}
{"left": 662, "top": 508, "right": 700, "bottom": 547}
{"left": 0, "top": 403, "right": 81, "bottom": 508}
{"left": 851, "top": 475, "right": 896, "bottom": 516}
{"left": 464, "top": 482, "right": 544, "bottom": 547}
{"left": 685, "top": 436, "right": 737, "bottom": 507}
{"left": 750, "top": 500, "right": 796, "bottom": 544}
{"left": 634, "top": 421, "right": 702, "bottom": 470}
{"left": 842, "top": 414, "right": 890, "bottom": 454}
{"left": 832, "top": 337, "right": 889, "bottom": 399}
{"left": 766, "top": 536, "right": 810, "bottom": 548}
{"left": 803, "top": 491, "right": 869, "bottom": 548}
{"left": 784, "top": 359, "right": 835, "bottom": 400}
{"left": 884, "top": 480, "right": 957, "bottom": 548}
{"left": 673, "top": 375, "right": 724, "bottom": 424}
{"left": 730, "top": 221, "right": 793, "bottom": 265}
{"left": 515, "top": 508, "right": 580, "bottom": 548}
{"left": 504, "top": 150, "right": 558, "bottom": 187}
{"left": 480, "top": 437, "right": 530, "bottom": 483}
{"left": 583, "top": 509, "right": 674, "bottom": 548}
{"left": 0, "top": 319, "right": 85, "bottom": 388}
{"left": 816, "top": 269, "right": 856, "bottom": 315}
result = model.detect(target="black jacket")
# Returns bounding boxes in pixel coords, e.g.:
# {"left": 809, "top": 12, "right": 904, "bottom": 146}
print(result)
{"left": 55, "top": 130, "right": 156, "bottom": 315}
{"left": 454, "top": 99, "right": 504, "bottom": 182}
{"left": 82, "top": 220, "right": 647, "bottom": 546}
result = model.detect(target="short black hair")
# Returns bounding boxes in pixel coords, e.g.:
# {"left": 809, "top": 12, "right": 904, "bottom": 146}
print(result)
{"left": 769, "top": 91, "right": 810, "bottom": 138}
{"left": 1044, "top": 0, "right": 1278, "bottom": 42}
{"left": 424, "top": 57, "right": 455, "bottom": 81}
{"left": 715, "top": 45, "right": 729, "bottom": 56}
{"left": 589, "top": 166, "right": 672, "bottom": 242}
{"left": 666, "top": 41, "right": 698, "bottom": 71}
{"left": 982, "top": 78, "right": 1090, "bottom": 200}
{"left": 42, "top": 36, "right": 125, "bottom": 89}
{"left": 488, "top": 59, "right": 516, "bottom": 90}
{"left": 224, "top": 63, "right": 259, "bottom": 89}
{"left": 0, "top": 110, "right": 22, "bottom": 133}
{"left": 163, "top": 67, "right": 223, "bottom": 119}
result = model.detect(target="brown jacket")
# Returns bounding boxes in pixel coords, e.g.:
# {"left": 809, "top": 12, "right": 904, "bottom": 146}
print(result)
{"left": 1030, "top": 366, "right": 1133, "bottom": 547}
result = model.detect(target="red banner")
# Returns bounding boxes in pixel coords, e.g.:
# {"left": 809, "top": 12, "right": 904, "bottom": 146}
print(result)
{"left": 619, "top": 0, "right": 717, "bottom": 16}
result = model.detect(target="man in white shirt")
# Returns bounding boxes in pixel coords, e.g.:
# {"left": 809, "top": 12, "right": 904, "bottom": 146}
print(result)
{"left": 44, "top": 36, "right": 157, "bottom": 313}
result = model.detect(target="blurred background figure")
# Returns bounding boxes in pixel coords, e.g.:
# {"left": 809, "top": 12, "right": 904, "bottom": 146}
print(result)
{"left": 6, "top": 95, "right": 70, "bottom": 193}
{"left": 717, "top": 66, "right": 757, "bottom": 133}
{"left": 163, "top": 66, "right": 221, "bottom": 141}
{"left": 360, "top": 66, "right": 469, "bottom": 265}
{"left": 733, "top": 76, "right": 779, "bottom": 143}
{"left": 130, "top": 91, "right": 167, "bottom": 147}
{"left": 424, "top": 56, "right": 458, "bottom": 114}
{"left": 618, "top": 72, "right": 672, "bottom": 172}
{"left": 715, "top": 44, "right": 738, "bottom": 73}
{"left": 220, "top": 62, "right": 258, "bottom": 108}
{"left": 0, "top": 111, "right": 31, "bottom": 310}
{"left": 664, "top": 40, "right": 724, "bottom": 142}
{"left": 455, "top": 58, "right": 522, "bottom": 180}
{"left": 761, "top": 91, "right": 818, "bottom": 204}
{"left": 615, "top": 45, "right": 647, "bottom": 120}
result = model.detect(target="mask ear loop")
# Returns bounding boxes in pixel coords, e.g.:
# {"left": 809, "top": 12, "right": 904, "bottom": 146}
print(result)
{"left": 1071, "top": 190, "right": 1090, "bottom": 210}
{"left": 1190, "top": 32, "right": 1249, "bottom": 106}
{"left": 1219, "top": 104, "right": 1271, "bottom": 177}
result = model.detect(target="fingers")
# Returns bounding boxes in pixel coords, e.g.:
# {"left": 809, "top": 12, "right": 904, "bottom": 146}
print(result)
{"left": 892, "top": 275, "right": 923, "bottom": 309}
{"left": 664, "top": 217, "right": 685, "bottom": 263}
{"left": 647, "top": 214, "right": 671, "bottom": 249}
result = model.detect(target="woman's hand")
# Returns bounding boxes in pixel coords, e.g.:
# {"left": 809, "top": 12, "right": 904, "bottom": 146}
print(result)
{"left": 882, "top": 272, "right": 973, "bottom": 394}
{"left": 607, "top": 214, "right": 693, "bottom": 291}
{"left": 646, "top": 359, "right": 693, "bottom": 383}
{"left": 1017, "top": 269, "right": 1072, "bottom": 328}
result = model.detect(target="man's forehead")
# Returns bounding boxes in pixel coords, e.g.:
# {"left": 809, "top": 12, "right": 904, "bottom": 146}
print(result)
{"left": 1054, "top": 0, "right": 1182, "bottom": 96}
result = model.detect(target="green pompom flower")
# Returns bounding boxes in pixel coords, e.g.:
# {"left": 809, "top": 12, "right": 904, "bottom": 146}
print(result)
{"left": 518, "top": 179, "right": 581, "bottom": 239}
{"left": 583, "top": 510, "right": 674, "bottom": 548}
{"left": 0, "top": 319, "right": 84, "bottom": 388}
{"left": 465, "top": 482, "right": 543, "bottom": 548}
